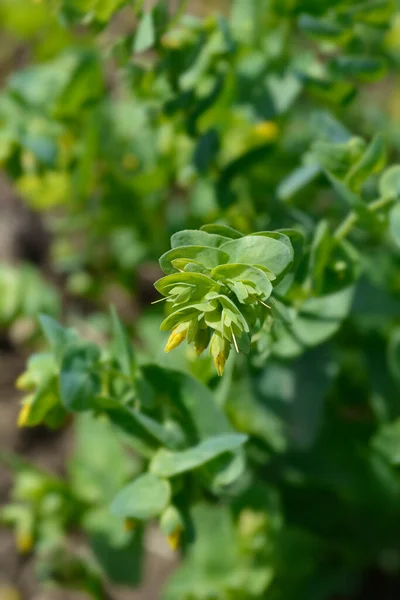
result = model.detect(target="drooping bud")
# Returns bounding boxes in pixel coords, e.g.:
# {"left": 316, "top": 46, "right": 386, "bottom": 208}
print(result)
{"left": 164, "top": 323, "right": 188, "bottom": 353}
{"left": 17, "top": 400, "right": 33, "bottom": 428}
{"left": 16, "top": 530, "right": 33, "bottom": 555}
{"left": 210, "top": 332, "right": 230, "bottom": 376}
{"left": 160, "top": 505, "right": 184, "bottom": 552}
{"left": 193, "top": 327, "right": 211, "bottom": 356}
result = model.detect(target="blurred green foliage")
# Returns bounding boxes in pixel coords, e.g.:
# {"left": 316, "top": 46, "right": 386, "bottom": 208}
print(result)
{"left": 1, "top": 0, "right": 400, "bottom": 599}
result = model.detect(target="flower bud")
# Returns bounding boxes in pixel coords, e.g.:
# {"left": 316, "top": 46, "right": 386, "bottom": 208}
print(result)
{"left": 164, "top": 324, "right": 188, "bottom": 353}
{"left": 160, "top": 505, "right": 184, "bottom": 551}
{"left": 193, "top": 327, "right": 211, "bottom": 356}
{"left": 16, "top": 531, "right": 33, "bottom": 555}
{"left": 210, "top": 333, "right": 230, "bottom": 376}
{"left": 17, "top": 400, "right": 33, "bottom": 428}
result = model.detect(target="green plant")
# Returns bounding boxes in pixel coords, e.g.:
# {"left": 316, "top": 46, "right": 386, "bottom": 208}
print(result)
{"left": 2, "top": 1, "right": 400, "bottom": 599}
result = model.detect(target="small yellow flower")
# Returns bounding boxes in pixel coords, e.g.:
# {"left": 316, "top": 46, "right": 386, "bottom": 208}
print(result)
{"left": 194, "top": 328, "right": 210, "bottom": 356}
{"left": 253, "top": 121, "right": 279, "bottom": 142}
{"left": 195, "top": 345, "right": 206, "bottom": 357}
{"left": 165, "top": 327, "right": 187, "bottom": 353}
{"left": 167, "top": 529, "right": 181, "bottom": 551}
{"left": 17, "top": 402, "right": 32, "bottom": 428}
{"left": 213, "top": 352, "right": 226, "bottom": 377}
{"left": 16, "top": 532, "right": 33, "bottom": 554}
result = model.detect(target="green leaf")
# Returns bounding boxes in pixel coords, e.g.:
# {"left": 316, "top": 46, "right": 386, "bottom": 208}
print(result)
{"left": 271, "top": 287, "right": 354, "bottom": 358}
{"left": 130, "top": 409, "right": 184, "bottom": 450}
{"left": 211, "top": 264, "right": 273, "bottom": 299}
{"left": 200, "top": 224, "right": 243, "bottom": 239}
{"left": 193, "top": 128, "right": 220, "bottom": 174}
{"left": 346, "top": 134, "right": 387, "bottom": 191}
{"left": 348, "top": 0, "right": 396, "bottom": 26}
{"left": 379, "top": 166, "right": 400, "bottom": 198}
{"left": 88, "top": 517, "right": 143, "bottom": 586}
{"left": 330, "top": 56, "right": 387, "bottom": 82}
{"left": 39, "top": 316, "right": 77, "bottom": 363}
{"left": 278, "top": 229, "right": 305, "bottom": 270}
{"left": 277, "top": 164, "right": 321, "bottom": 200}
{"left": 267, "top": 73, "right": 302, "bottom": 114}
{"left": 226, "top": 369, "right": 286, "bottom": 453}
{"left": 220, "top": 234, "right": 293, "bottom": 276}
{"left": 70, "top": 413, "right": 134, "bottom": 504}
{"left": 309, "top": 220, "right": 332, "bottom": 293}
{"left": 372, "top": 419, "right": 400, "bottom": 465}
{"left": 298, "top": 14, "right": 351, "bottom": 43}
{"left": 300, "top": 73, "right": 356, "bottom": 105}
{"left": 159, "top": 246, "right": 229, "bottom": 275}
{"left": 134, "top": 10, "right": 155, "bottom": 53}
{"left": 22, "top": 387, "right": 59, "bottom": 429}
{"left": 388, "top": 328, "right": 400, "bottom": 384}
{"left": 150, "top": 433, "right": 248, "bottom": 477}
{"left": 110, "top": 306, "right": 136, "bottom": 378}
{"left": 171, "top": 230, "right": 230, "bottom": 249}
{"left": 110, "top": 473, "right": 171, "bottom": 520}
{"left": 216, "top": 144, "right": 275, "bottom": 208}
{"left": 389, "top": 203, "right": 400, "bottom": 248}
{"left": 60, "top": 344, "right": 101, "bottom": 412}
{"left": 141, "top": 366, "right": 235, "bottom": 441}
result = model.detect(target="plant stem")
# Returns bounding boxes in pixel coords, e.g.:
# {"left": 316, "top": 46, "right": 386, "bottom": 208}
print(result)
{"left": 170, "top": 0, "right": 189, "bottom": 26}
{"left": 333, "top": 195, "right": 395, "bottom": 242}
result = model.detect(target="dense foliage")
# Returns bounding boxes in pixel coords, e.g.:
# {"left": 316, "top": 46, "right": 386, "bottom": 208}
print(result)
{"left": 1, "top": 0, "right": 400, "bottom": 599}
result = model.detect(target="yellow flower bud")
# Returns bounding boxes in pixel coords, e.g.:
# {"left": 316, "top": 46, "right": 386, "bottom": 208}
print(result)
{"left": 253, "top": 121, "right": 279, "bottom": 142}
{"left": 213, "top": 352, "right": 226, "bottom": 377}
{"left": 160, "top": 505, "right": 184, "bottom": 551}
{"left": 17, "top": 402, "right": 32, "bottom": 428}
{"left": 167, "top": 529, "right": 181, "bottom": 551}
{"left": 16, "top": 532, "right": 33, "bottom": 554}
{"left": 165, "top": 327, "right": 187, "bottom": 353}
{"left": 194, "top": 327, "right": 210, "bottom": 356}
{"left": 210, "top": 333, "right": 230, "bottom": 376}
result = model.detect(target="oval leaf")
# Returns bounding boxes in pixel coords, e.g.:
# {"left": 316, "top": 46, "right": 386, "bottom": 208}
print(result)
{"left": 200, "top": 224, "right": 244, "bottom": 239}
{"left": 150, "top": 433, "right": 248, "bottom": 478}
{"left": 159, "top": 246, "right": 229, "bottom": 275}
{"left": 110, "top": 473, "right": 171, "bottom": 520}
{"left": 171, "top": 229, "right": 230, "bottom": 249}
{"left": 390, "top": 203, "right": 400, "bottom": 248}
{"left": 221, "top": 234, "right": 293, "bottom": 276}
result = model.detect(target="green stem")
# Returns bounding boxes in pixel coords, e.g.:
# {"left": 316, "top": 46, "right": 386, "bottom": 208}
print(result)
{"left": 170, "top": 0, "right": 190, "bottom": 26}
{"left": 333, "top": 195, "right": 395, "bottom": 242}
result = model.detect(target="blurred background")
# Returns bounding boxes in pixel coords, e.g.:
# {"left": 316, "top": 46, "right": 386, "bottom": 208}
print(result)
{"left": 1, "top": 0, "right": 400, "bottom": 599}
